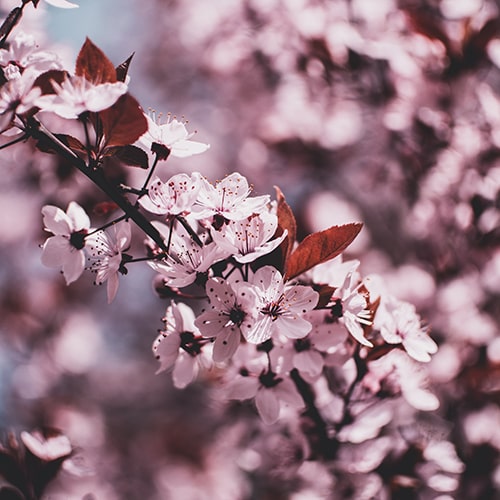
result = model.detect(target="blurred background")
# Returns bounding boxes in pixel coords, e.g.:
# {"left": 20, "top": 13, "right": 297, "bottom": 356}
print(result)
{"left": 0, "top": 0, "right": 499, "bottom": 498}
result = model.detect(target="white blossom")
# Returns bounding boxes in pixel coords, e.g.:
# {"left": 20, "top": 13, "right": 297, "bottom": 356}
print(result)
{"left": 86, "top": 221, "right": 131, "bottom": 303}
{"left": 40, "top": 202, "right": 90, "bottom": 285}
{"left": 138, "top": 110, "right": 209, "bottom": 158}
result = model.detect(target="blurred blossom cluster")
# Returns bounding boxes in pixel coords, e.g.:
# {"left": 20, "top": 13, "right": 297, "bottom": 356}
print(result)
{"left": 0, "top": 0, "right": 498, "bottom": 499}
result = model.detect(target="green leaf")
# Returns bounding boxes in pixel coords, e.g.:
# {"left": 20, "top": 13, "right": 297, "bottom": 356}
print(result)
{"left": 285, "top": 223, "right": 363, "bottom": 280}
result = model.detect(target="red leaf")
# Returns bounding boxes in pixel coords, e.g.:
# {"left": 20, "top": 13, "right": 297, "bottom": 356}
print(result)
{"left": 99, "top": 94, "right": 148, "bottom": 147}
{"left": 285, "top": 223, "right": 363, "bottom": 280}
{"left": 33, "top": 69, "right": 69, "bottom": 95}
{"left": 115, "top": 53, "right": 135, "bottom": 83}
{"left": 75, "top": 38, "right": 117, "bottom": 84}
{"left": 275, "top": 185, "right": 297, "bottom": 266}
{"left": 104, "top": 144, "right": 149, "bottom": 169}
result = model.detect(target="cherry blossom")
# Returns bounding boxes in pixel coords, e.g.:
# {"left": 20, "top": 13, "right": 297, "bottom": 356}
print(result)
{"left": 35, "top": 75, "right": 128, "bottom": 119}
{"left": 149, "top": 226, "right": 230, "bottom": 288}
{"left": 192, "top": 172, "right": 270, "bottom": 222}
{"left": 40, "top": 202, "right": 90, "bottom": 285}
{"left": 364, "top": 349, "right": 439, "bottom": 411}
{"left": 152, "top": 301, "right": 211, "bottom": 388}
{"left": 376, "top": 296, "right": 438, "bottom": 362}
{"left": 86, "top": 221, "right": 131, "bottom": 303}
{"left": 138, "top": 173, "right": 201, "bottom": 217}
{"left": 195, "top": 276, "right": 259, "bottom": 362}
{"left": 227, "top": 365, "right": 303, "bottom": 424}
{"left": 242, "top": 266, "right": 319, "bottom": 344}
{"left": 329, "top": 271, "right": 373, "bottom": 347}
{"left": 0, "top": 68, "right": 42, "bottom": 132}
{"left": 0, "top": 32, "right": 62, "bottom": 76}
{"left": 210, "top": 211, "right": 287, "bottom": 263}
{"left": 137, "top": 110, "right": 209, "bottom": 159}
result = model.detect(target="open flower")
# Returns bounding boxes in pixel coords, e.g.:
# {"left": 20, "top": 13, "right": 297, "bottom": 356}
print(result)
{"left": 227, "top": 365, "right": 303, "bottom": 425}
{"left": 149, "top": 223, "right": 230, "bottom": 288}
{"left": 0, "top": 32, "right": 62, "bottom": 76}
{"left": 86, "top": 221, "right": 131, "bottom": 303}
{"left": 138, "top": 110, "right": 209, "bottom": 159}
{"left": 330, "top": 271, "right": 373, "bottom": 347}
{"left": 210, "top": 211, "right": 287, "bottom": 263}
{"left": 153, "top": 301, "right": 211, "bottom": 388}
{"left": 192, "top": 172, "right": 270, "bottom": 222}
{"left": 40, "top": 202, "right": 90, "bottom": 285}
{"left": 195, "top": 277, "right": 259, "bottom": 362}
{"left": 138, "top": 173, "right": 201, "bottom": 217}
{"left": 35, "top": 74, "right": 127, "bottom": 119}
{"left": 242, "top": 266, "right": 319, "bottom": 344}
{"left": 376, "top": 296, "right": 438, "bottom": 362}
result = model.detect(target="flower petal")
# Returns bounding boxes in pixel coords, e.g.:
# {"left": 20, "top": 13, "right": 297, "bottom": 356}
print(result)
{"left": 213, "top": 327, "right": 240, "bottom": 363}
{"left": 255, "top": 388, "right": 280, "bottom": 424}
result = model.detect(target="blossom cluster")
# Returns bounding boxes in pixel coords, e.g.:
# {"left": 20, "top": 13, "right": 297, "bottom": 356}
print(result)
{"left": 0, "top": 4, "right": 439, "bottom": 426}
{"left": 0, "top": 2, "right": 456, "bottom": 497}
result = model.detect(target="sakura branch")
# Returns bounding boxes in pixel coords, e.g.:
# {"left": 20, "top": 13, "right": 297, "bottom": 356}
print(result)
{"left": 0, "top": 1, "right": 450, "bottom": 497}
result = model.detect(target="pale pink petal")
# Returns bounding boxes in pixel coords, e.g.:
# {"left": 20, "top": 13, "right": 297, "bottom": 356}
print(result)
{"left": 84, "top": 82, "right": 128, "bottom": 112}
{"left": 294, "top": 350, "right": 324, "bottom": 377}
{"left": 20, "top": 431, "right": 72, "bottom": 461}
{"left": 42, "top": 205, "right": 72, "bottom": 235}
{"left": 171, "top": 139, "right": 210, "bottom": 158}
{"left": 106, "top": 272, "right": 119, "bottom": 303}
{"left": 44, "top": 0, "right": 79, "bottom": 8}
{"left": 173, "top": 353, "right": 197, "bottom": 389}
{"left": 41, "top": 236, "right": 71, "bottom": 267}
{"left": 195, "top": 310, "right": 228, "bottom": 338}
{"left": 243, "top": 316, "right": 273, "bottom": 344}
{"left": 213, "top": 327, "right": 240, "bottom": 363}
{"left": 66, "top": 201, "right": 90, "bottom": 231}
{"left": 152, "top": 332, "right": 181, "bottom": 374}
{"left": 255, "top": 388, "right": 280, "bottom": 424}
{"left": 278, "top": 315, "right": 313, "bottom": 339}
{"left": 226, "top": 376, "right": 259, "bottom": 400}
{"left": 62, "top": 249, "right": 85, "bottom": 284}
{"left": 273, "top": 378, "right": 303, "bottom": 407}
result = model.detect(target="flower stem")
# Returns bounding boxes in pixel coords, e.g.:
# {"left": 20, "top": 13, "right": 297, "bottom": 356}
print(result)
{"left": 25, "top": 116, "right": 169, "bottom": 252}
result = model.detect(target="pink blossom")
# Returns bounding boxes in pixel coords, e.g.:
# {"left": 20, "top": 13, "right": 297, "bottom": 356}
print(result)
{"left": 86, "top": 221, "right": 131, "bottom": 303}
{"left": 138, "top": 173, "right": 201, "bottom": 217}
{"left": 192, "top": 172, "right": 270, "bottom": 221}
{"left": 41, "top": 201, "right": 90, "bottom": 285}
{"left": 138, "top": 110, "right": 209, "bottom": 158}
{"left": 149, "top": 225, "right": 230, "bottom": 288}
{"left": 35, "top": 75, "right": 127, "bottom": 119}
{"left": 376, "top": 296, "right": 438, "bottom": 362}
{"left": 0, "top": 32, "right": 62, "bottom": 76}
{"left": 210, "top": 211, "right": 287, "bottom": 263}
{"left": 152, "top": 302, "right": 210, "bottom": 388}
{"left": 227, "top": 368, "right": 303, "bottom": 424}
{"left": 330, "top": 271, "right": 373, "bottom": 347}
{"left": 242, "top": 266, "right": 319, "bottom": 344}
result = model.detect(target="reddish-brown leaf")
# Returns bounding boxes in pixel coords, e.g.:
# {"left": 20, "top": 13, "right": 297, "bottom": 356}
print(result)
{"left": 75, "top": 37, "right": 117, "bottom": 84}
{"left": 314, "top": 284, "right": 336, "bottom": 309}
{"left": 104, "top": 144, "right": 149, "bottom": 169}
{"left": 285, "top": 223, "right": 363, "bottom": 280}
{"left": 115, "top": 53, "right": 135, "bottom": 83}
{"left": 99, "top": 94, "right": 148, "bottom": 147}
{"left": 33, "top": 69, "right": 69, "bottom": 95}
{"left": 275, "top": 186, "right": 297, "bottom": 264}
